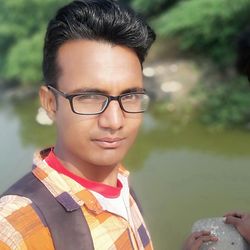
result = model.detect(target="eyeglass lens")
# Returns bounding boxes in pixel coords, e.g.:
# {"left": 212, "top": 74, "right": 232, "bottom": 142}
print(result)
{"left": 72, "top": 93, "right": 149, "bottom": 114}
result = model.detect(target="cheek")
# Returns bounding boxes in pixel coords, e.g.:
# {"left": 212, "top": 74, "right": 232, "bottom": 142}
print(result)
{"left": 126, "top": 115, "right": 142, "bottom": 139}
{"left": 55, "top": 108, "right": 96, "bottom": 139}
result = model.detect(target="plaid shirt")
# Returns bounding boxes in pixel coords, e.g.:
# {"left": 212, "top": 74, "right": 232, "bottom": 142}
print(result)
{"left": 0, "top": 149, "right": 153, "bottom": 250}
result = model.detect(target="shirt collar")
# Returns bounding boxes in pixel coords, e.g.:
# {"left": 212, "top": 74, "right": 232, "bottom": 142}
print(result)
{"left": 32, "top": 148, "right": 129, "bottom": 214}
{"left": 45, "top": 149, "right": 123, "bottom": 198}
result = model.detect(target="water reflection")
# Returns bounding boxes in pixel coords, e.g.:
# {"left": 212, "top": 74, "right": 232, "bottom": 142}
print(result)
{"left": 126, "top": 110, "right": 250, "bottom": 170}
{"left": 11, "top": 98, "right": 56, "bottom": 147}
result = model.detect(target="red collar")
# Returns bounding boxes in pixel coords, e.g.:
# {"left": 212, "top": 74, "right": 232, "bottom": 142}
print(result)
{"left": 45, "top": 150, "right": 122, "bottom": 198}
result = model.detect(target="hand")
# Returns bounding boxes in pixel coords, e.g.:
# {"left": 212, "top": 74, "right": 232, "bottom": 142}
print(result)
{"left": 224, "top": 211, "right": 250, "bottom": 243}
{"left": 182, "top": 231, "right": 218, "bottom": 250}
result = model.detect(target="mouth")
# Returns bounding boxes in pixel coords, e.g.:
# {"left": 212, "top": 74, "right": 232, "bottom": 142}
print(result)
{"left": 92, "top": 137, "right": 125, "bottom": 149}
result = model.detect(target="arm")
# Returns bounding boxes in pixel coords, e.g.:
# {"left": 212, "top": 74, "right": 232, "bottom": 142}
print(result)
{"left": 224, "top": 211, "right": 250, "bottom": 243}
{"left": 182, "top": 231, "right": 218, "bottom": 250}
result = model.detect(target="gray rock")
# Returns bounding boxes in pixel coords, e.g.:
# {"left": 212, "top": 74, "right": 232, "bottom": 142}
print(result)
{"left": 192, "top": 217, "right": 250, "bottom": 250}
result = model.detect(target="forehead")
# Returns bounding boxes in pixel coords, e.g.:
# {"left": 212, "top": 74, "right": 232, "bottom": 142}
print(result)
{"left": 56, "top": 40, "right": 143, "bottom": 94}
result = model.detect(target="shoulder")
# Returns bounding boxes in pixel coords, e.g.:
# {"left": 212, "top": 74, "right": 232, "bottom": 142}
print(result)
{"left": 0, "top": 195, "right": 33, "bottom": 226}
{"left": 0, "top": 194, "right": 32, "bottom": 213}
{"left": 0, "top": 195, "right": 32, "bottom": 249}
{"left": 0, "top": 195, "right": 53, "bottom": 249}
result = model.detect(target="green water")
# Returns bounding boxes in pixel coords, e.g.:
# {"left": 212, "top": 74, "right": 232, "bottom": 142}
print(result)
{"left": 1, "top": 98, "right": 250, "bottom": 249}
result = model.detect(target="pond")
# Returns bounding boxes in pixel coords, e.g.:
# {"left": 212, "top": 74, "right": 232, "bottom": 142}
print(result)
{"left": 0, "top": 97, "right": 250, "bottom": 249}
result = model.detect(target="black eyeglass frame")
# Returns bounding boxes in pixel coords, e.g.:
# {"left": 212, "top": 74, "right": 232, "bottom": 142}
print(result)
{"left": 47, "top": 85, "right": 150, "bottom": 115}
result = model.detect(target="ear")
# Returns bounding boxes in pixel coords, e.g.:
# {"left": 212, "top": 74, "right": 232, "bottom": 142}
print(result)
{"left": 39, "top": 86, "right": 57, "bottom": 120}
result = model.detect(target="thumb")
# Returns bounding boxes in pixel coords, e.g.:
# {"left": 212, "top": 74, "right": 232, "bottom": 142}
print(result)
{"left": 224, "top": 216, "right": 241, "bottom": 227}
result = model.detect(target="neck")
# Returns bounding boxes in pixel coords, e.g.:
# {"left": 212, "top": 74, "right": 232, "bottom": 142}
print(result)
{"left": 54, "top": 145, "right": 120, "bottom": 187}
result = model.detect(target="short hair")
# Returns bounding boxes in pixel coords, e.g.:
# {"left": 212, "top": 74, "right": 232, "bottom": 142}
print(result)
{"left": 42, "top": 0, "right": 156, "bottom": 86}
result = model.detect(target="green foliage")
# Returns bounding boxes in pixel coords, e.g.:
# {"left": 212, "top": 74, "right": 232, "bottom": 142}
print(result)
{"left": 150, "top": 0, "right": 250, "bottom": 127}
{"left": 198, "top": 78, "right": 250, "bottom": 128}
{"left": 0, "top": 0, "right": 70, "bottom": 86}
{"left": 5, "top": 32, "right": 44, "bottom": 85}
{"left": 152, "top": 0, "right": 250, "bottom": 65}
{"left": 131, "top": 0, "right": 180, "bottom": 18}
{"left": 2, "top": 0, "right": 180, "bottom": 86}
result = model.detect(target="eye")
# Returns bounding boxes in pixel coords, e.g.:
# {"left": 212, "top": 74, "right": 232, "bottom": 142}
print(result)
{"left": 74, "top": 94, "right": 106, "bottom": 103}
{"left": 122, "top": 93, "right": 141, "bottom": 101}
{"left": 122, "top": 93, "right": 144, "bottom": 102}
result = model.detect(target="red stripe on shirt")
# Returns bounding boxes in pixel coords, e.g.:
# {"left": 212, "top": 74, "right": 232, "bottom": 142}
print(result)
{"left": 45, "top": 149, "right": 122, "bottom": 198}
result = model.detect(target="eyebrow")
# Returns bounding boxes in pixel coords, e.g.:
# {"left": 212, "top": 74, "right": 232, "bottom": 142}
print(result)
{"left": 121, "top": 87, "right": 145, "bottom": 94}
{"left": 70, "top": 88, "right": 107, "bottom": 94}
{"left": 69, "top": 87, "right": 146, "bottom": 95}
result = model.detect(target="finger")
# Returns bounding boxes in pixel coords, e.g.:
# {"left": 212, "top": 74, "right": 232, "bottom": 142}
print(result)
{"left": 185, "top": 231, "right": 210, "bottom": 246}
{"left": 192, "top": 231, "right": 211, "bottom": 240}
{"left": 224, "top": 215, "right": 241, "bottom": 226}
{"left": 224, "top": 211, "right": 244, "bottom": 218}
{"left": 192, "top": 235, "right": 218, "bottom": 248}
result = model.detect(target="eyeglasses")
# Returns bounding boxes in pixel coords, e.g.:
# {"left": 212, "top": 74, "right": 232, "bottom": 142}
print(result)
{"left": 48, "top": 85, "right": 150, "bottom": 115}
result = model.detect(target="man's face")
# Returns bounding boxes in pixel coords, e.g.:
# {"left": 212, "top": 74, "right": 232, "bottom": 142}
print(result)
{"left": 50, "top": 40, "right": 143, "bottom": 168}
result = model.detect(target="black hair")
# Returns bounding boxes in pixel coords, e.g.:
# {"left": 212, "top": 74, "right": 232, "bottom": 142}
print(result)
{"left": 236, "top": 27, "right": 250, "bottom": 81}
{"left": 42, "top": 0, "right": 156, "bottom": 86}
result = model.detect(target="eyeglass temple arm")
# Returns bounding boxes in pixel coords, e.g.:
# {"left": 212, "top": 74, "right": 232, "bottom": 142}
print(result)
{"left": 48, "top": 85, "right": 67, "bottom": 97}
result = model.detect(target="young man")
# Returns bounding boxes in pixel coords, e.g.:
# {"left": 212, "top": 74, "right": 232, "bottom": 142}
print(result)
{"left": 0, "top": 1, "right": 156, "bottom": 249}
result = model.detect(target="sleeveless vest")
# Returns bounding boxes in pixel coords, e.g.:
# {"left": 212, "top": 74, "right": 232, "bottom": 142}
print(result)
{"left": 2, "top": 172, "right": 142, "bottom": 250}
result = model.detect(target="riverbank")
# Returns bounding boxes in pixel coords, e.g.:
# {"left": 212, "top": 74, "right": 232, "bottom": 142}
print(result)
{"left": 0, "top": 85, "right": 38, "bottom": 102}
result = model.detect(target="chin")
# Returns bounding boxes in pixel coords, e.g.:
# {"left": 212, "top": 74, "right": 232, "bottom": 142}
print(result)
{"left": 92, "top": 151, "right": 125, "bottom": 167}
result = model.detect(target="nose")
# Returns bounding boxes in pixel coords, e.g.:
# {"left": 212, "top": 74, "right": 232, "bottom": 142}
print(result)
{"left": 98, "top": 99, "right": 124, "bottom": 131}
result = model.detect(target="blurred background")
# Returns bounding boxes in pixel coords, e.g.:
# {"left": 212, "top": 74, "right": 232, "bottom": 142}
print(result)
{"left": 1, "top": 0, "right": 250, "bottom": 249}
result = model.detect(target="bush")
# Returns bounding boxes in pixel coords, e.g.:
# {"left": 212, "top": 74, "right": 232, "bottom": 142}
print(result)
{"left": 152, "top": 0, "right": 250, "bottom": 66}
{"left": 131, "top": 0, "right": 180, "bottom": 18}
{"left": 4, "top": 33, "right": 44, "bottom": 85}
{"left": 198, "top": 78, "right": 250, "bottom": 127}
{"left": 0, "top": 0, "right": 71, "bottom": 86}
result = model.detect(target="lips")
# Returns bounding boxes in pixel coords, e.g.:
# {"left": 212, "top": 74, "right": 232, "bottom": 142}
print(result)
{"left": 92, "top": 137, "right": 125, "bottom": 149}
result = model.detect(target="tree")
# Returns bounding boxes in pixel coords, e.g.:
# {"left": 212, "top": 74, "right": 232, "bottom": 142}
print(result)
{"left": 152, "top": 0, "right": 250, "bottom": 66}
{"left": 0, "top": 0, "right": 70, "bottom": 86}
{"left": 131, "top": 0, "right": 180, "bottom": 18}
